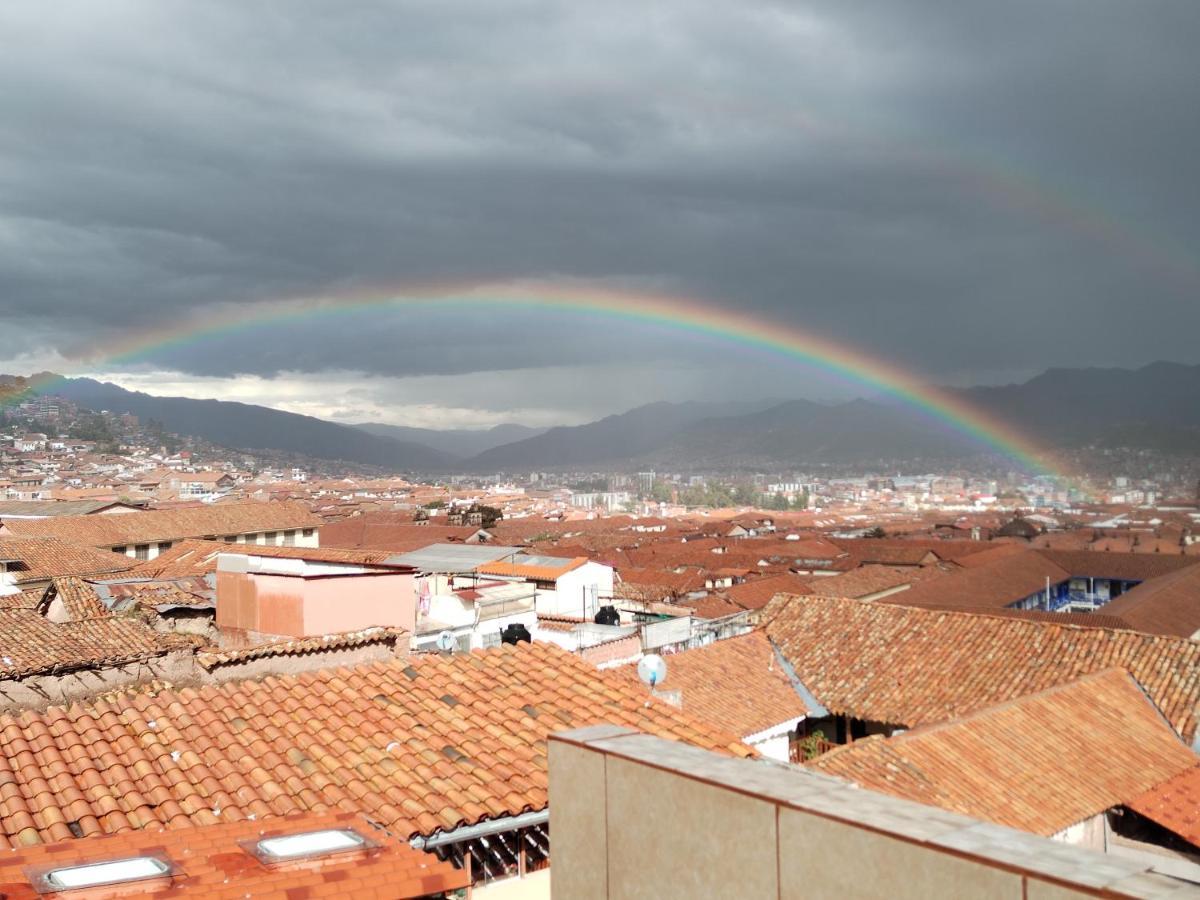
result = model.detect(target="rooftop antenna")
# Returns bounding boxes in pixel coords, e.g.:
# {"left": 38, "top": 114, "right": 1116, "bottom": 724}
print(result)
{"left": 435, "top": 630, "right": 456, "bottom": 654}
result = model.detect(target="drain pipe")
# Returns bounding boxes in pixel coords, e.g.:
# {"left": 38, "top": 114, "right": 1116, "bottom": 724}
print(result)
{"left": 409, "top": 809, "right": 550, "bottom": 850}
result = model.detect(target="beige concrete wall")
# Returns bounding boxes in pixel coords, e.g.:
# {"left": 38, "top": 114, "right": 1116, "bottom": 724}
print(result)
{"left": 548, "top": 728, "right": 1185, "bottom": 900}
{"left": 473, "top": 870, "right": 551, "bottom": 899}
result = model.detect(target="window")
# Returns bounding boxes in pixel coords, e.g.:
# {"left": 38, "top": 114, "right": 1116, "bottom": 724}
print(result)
{"left": 282, "top": 529, "right": 296, "bottom": 547}
{"left": 34, "top": 857, "right": 173, "bottom": 892}
{"left": 245, "top": 828, "right": 372, "bottom": 865}
{"left": 157, "top": 542, "right": 172, "bottom": 553}
{"left": 224, "top": 535, "right": 236, "bottom": 543}
{"left": 264, "top": 531, "right": 277, "bottom": 544}
{"left": 134, "top": 544, "right": 150, "bottom": 561}
{"left": 302, "top": 528, "right": 315, "bottom": 538}
{"left": 113, "top": 546, "right": 127, "bottom": 556}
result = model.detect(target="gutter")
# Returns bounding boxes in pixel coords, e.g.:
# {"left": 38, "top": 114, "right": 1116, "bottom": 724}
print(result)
{"left": 410, "top": 809, "right": 549, "bottom": 850}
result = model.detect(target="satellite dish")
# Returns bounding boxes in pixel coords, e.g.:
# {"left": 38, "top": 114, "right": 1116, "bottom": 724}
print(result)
{"left": 435, "top": 630, "right": 456, "bottom": 653}
{"left": 637, "top": 654, "right": 667, "bottom": 688}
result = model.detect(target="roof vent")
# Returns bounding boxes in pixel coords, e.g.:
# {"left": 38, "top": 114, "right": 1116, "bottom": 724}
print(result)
{"left": 244, "top": 828, "right": 375, "bottom": 865}
{"left": 31, "top": 856, "right": 175, "bottom": 893}
{"left": 501, "top": 623, "right": 531, "bottom": 645}
{"left": 594, "top": 605, "right": 620, "bottom": 626}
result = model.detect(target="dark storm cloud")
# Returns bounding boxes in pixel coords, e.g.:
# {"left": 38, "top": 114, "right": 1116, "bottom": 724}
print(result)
{"left": 1, "top": 0, "right": 1198, "bottom": 395}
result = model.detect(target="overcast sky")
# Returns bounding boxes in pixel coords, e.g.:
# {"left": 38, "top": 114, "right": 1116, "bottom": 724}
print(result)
{"left": 2, "top": 0, "right": 1197, "bottom": 428}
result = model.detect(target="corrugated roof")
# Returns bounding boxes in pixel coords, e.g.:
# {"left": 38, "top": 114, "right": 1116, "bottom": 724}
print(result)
{"left": 389, "top": 543, "right": 523, "bottom": 573}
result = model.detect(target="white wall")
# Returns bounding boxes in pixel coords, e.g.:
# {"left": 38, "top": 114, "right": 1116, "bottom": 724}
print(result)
{"left": 539, "top": 562, "right": 614, "bottom": 618}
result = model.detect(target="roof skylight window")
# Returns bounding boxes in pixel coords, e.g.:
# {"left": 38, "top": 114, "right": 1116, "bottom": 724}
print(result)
{"left": 35, "top": 856, "right": 173, "bottom": 891}
{"left": 246, "top": 828, "right": 373, "bottom": 864}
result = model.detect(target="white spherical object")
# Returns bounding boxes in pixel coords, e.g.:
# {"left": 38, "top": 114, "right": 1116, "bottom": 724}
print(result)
{"left": 637, "top": 654, "right": 667, "bottom": 687}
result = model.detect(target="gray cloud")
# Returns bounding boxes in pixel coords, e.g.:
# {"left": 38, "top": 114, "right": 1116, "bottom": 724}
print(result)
{"left": 1, "top": 0, "right": 1198, "bottom": 423}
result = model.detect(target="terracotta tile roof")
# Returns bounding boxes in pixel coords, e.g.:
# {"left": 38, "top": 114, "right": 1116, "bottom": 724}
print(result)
{"left": 0, "top": 609, "right": 182, "bottom": 679}
{"left": 0, "top": 642, "right": 750, "bottom": 848}
{"left": 0, "top": 811, "right": 469, "bottom": 898}
{"left": 764, "top": 594, "right": 1200, "bottom": 741}
{"left": 679, "top": 594, "right": 746, "bottom": 619}
{"left": 809, "top": 669, "right": 1197, "bottom": 836}
{"left": 805, "top": 565, "right": 945, "bottom": 600}
{"left": 45, "top": 576, "right": 112, "bottom": 621}
{"left": 0, "top": 590, "right": 40, "bottom": 610}
{"left": 126, "top": 539, "right": 398, "bottom": 579}
{"left": 886, "top": 551, "right": 1071, "bottom": 611}
{"left": 1037, "top": 549, "right": 1200, "bottom": 582}
{"left": 614, "top": 568, "right": 707, "bottom": 600}
{"left": 1126, "top": 765, "right": 1200, "bottom": 850}
{"left": 99, "top": 576, "right": 215, "bottom": 609}
{"left": 0, "top": 537, "right": 136, "bottom": 584}
{"left": 475, "top": 556, "right": 588, "bottom": 580}
{"left": 1101, "top": 564, "right": 1200, "bottom": 638}
{"left": 320, "top": 518, "right": 479, "bottom": 552}
{"left": 616, "top": 632, "right": 811, "bottom": 737}
{"left": 829, "top": 538, "right": 1009, "bottom": 562}
{"left": 718, "top": 573, "right": 812, "bottom": 611}
{"left": 195, "top": 627, "right": 408, "bottom": 670}
{"left": 932, "top": 606, "right": 1133, "bottom": 630}
{"left": 3, "top": 502, "right": 320, "bottom": 548}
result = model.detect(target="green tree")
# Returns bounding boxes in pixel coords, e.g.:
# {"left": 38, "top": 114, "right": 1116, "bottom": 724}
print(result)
{"left": 732, "top": 483, "right": 759, "bottom": 506}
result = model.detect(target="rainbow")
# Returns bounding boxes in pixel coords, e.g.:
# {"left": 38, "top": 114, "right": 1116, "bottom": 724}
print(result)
{"left": 7, "top": 282, "right": 1067, "bottom": 477}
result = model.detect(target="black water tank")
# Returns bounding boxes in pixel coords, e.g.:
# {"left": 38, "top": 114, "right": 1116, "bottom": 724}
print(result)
{"left": 501, "top": 623, "right": 532, "bottom": 645}
{"left": 594, "top": 605, "right": 621, "bottom": 626}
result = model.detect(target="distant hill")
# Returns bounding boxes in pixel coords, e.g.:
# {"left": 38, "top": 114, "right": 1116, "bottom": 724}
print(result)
{"left": 353, "top": 422, "right": 548, "bottom": 457}
{"left": 39, "top": 377, "right": 449, "bottom": 471}
{"left": 10, "top": 362, "right": 1197, "bottom": 474}
{"left": 960, "top": 361, "right": 1200, "bottom": 447}
{"left": 464, "top": 399, "right": 784, "bottom": 470}
{"left": 459, "top": 362, "right": 1200, "bottom": 470}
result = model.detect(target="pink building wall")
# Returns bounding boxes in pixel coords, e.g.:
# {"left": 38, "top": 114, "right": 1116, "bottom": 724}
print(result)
{"left": 217, "top": 570, "right": 415, "bottom": 640}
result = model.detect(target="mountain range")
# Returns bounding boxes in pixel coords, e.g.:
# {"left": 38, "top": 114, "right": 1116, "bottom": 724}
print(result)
{"left": 4, "top": 361, "right": 1198, "bottom": 472}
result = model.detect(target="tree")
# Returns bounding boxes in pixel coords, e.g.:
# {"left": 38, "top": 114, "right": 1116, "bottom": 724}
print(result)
{"left": 474, "top": 504, "right": 503, "bottom": 529}
{"left": 865, "top": 526, "right": 887, "bottom": 539}
{"left": 732, "top": 483, "right": 759, "bottom": 507}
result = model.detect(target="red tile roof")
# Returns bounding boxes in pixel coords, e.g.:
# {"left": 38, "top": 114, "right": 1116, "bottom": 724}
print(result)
{"left": 764, "top": 594, "right": 1200, "bottom": 741}
{"left": 0, "top": 538, "right": 136, "bottom": 584}
{"left": 808, "top": 669, "right": 1198, "bottom": 836}
{"left": 616, "top": 632, "right": 811, "bottom": 737}
{"left": 1102, "top": 564, "right": 1200, "bottom": 638}
{"left": 195, "top": 627, "right": 408, "bottom": 671}
{"left": 475, "top": 556, "right": 588, "bottom": 580}
{"left": 0, "top": 811, "right": 469, "bottom": 898}
{"left": 718, "top": 573, "right": 812, "bottom": 611}
{"left": 126, "top": 539, "right": 399, "bottom": 579}
{"left": 887, "top": 551, "right": 1071, "bottom": 611}
{"left": 0, "top": 609, "right": 184, "bottom": 680}
{"left": 1127, "top": 765, "right": 1200, "bottom": 850}
{"left": 0, "top": 642, "right": 750, "bottom": 848}
{"left": 3, "top": 502, "right": 320, "bottom": 548}
{"left": 805, "top": 564, "right": 945, "bottom": 600}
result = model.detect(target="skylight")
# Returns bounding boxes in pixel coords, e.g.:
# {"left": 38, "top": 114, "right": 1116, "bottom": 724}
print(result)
{"left": 39, "top": 856, "right": 172, "bottom": 890}
{"left": 251, "top": 828, "right": 371, "bottom": 862}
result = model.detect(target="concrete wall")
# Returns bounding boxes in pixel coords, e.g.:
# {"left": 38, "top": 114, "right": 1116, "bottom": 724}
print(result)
{"left": 216, "top": 569, "right": 414, "bottom": 638}
{"left": 548, "top": 727, "right": 1186, "bottom": 900}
